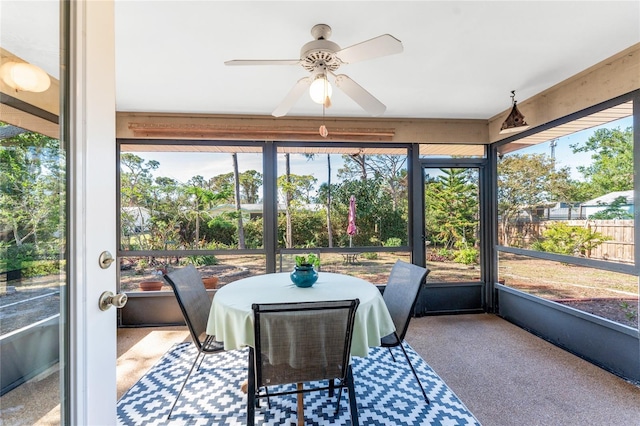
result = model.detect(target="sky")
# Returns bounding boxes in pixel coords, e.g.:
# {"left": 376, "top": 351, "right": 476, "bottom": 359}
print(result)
{"left": 509, "top": 116, "right": 633, "bottom": 181}
{"left": 140, "top": 151, "right": 343, "bottom": 188}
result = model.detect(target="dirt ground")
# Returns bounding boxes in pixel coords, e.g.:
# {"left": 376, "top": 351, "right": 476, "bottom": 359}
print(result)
{"left": 497, "top": 253, "right": 638, "bottom": 328}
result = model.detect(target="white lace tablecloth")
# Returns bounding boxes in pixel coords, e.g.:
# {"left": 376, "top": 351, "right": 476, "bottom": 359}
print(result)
{"left": 206, "top": 272, "right": 395, "bottom": 358}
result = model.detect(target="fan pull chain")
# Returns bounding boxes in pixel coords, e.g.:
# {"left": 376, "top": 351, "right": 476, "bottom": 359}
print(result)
{"left": 319, "top": 104, "right": 328, "bottom": 138}
{"left": 319, "top": 78, "right": 329, "bottom": 138}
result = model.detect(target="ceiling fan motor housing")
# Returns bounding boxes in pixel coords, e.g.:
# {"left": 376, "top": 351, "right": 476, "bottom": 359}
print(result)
{"left": 300, "top": 39, "right": 342, "bottom": 72}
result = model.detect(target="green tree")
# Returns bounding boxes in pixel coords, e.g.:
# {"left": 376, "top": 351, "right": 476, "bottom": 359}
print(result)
{"left": 185, "top": 180, "right": 215, "bottom": 248}
{"left": 277, "top": 207, "right": 326, "bottom": 248}
{"left": 277, "top": 164, "right": 318, "bottom": 248}
{"left": 338, "top": 153, "right": 367, "bottom": 181}
{"left": 589, "top": 196, "right": 633, "bottom": 219}
{"left": 497, "top": 154, "right": 558, "bottom": 246}
{"left": 0, "top": 128, "right": 64, "bottom": 251}
{"left": 546, "top": 166, "right": 585, "bottom": 219}
{"left": 141, "top": 176, "right": 182, "bottom": 250}
{"left": 571, "top": 127, "right": 633, "bottom": 198}
{"left": 239, "top": 170, "right": 262, "bottom": 204}
{"left": 303, "top": 153, "right": 334, "bottom": 247}
{"left": 284, "top": 154, "right": 292, "bottom": 248}
{"left": 120, "top": 153, "right": 159, "bottom": 208}
{"left": 278, "top": 174, "right": 317, "bottom": 205}
{"left": 366, "top": 155, "right": 408, "bottom": 211}
{"left": 331, "top": 179, "right": 406, "bottom": 247}
{"left": 426, "top": 168, "right": 478, "bottom": 250}
{"left": 209, "top": 172, "right": 236, "bottom": 203}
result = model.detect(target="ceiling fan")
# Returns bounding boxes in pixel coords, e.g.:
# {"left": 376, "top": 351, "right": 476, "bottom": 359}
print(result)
{"left": 225, "top": 24, "right": 403, "bottom": 117}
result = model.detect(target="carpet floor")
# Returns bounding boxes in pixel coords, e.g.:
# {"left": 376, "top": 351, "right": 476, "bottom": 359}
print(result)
{"left": 117, "top": 342, "right": 480, "bottom": 425}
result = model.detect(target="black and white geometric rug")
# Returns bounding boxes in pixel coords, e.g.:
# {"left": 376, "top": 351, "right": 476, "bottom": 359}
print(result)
{"left": 117, "top": 342, "right": 480, "bottom": 425}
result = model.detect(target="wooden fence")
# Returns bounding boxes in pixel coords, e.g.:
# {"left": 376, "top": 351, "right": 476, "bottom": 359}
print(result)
{"left": 499, "top": 219, "right": 634, "bottom": 263}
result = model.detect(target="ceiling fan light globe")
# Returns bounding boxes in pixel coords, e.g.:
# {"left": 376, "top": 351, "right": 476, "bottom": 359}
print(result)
{"left": 309, "top": 76, "right": 332, "bottom": 104}
{"left": 0, "top": 61, "right": 51, "bottom": 92}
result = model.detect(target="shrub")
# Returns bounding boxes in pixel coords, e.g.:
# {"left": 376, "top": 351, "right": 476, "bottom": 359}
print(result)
{"left": 531, "top": 222, "right": 610, "bottom": 256}
{"left": 437, "top": 248, "right": 454, "bottom": 260}
{"left": 207, "top": 216, "right": 237, "bottom": 246}
{"left": 427, "top": 252, "right": 448, "bottom": 262}
{"left": 361, "top": 252, "right": 378, "bottom": 260}
{"left": 183, "top": 255, "right": 218, "bottom": 266}
{"left": 22, "top": 260, "right": 64, "bottom": 278}
{"left": 5, "top": 244, "right": 37, "bottom": 270}
{"left": 383, "top": 237, "right": 403, "bottom": 247}
{"left": 454, "top": 248, "right": 479, "bottom": 265}
{"left": 589, "top": 196, "right": 633, "bottom": 220}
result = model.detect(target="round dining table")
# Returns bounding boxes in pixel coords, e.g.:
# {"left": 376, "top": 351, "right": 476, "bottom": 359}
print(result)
{"left": 206, "top": 271, "right": 395, "bottom": 358}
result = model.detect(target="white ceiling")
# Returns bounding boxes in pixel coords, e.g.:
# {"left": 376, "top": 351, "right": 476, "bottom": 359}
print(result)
{"left": 2, "top": 1, "right": 640, "bottom": 121}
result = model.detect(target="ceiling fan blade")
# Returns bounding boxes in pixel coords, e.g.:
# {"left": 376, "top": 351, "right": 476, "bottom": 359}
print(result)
{"left": 336, "top": 34, "right": 403, "bottom": 64}
{"left": 225, "top": 59, "right": 301, "bottom": 66}
{"left": 333, "top": 74, "right": 386, "bottom": 116}
{"left": 272, "top": 77, "right": 312, "bottom": 117}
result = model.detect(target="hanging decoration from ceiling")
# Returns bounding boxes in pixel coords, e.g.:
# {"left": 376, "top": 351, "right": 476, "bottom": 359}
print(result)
{"left": 500, "top": 90, "right": 529, "bottom": 134}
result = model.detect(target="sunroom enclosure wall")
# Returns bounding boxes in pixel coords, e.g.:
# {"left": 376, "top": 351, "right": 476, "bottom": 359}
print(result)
{"left": 493, "top": 91, "right": 639, "bottom": 383}
{"left": 115, "top": 138, "right": 495, "bottom": 327}
{"left": 115, "top": 141, "right": 423, "bottom": 287}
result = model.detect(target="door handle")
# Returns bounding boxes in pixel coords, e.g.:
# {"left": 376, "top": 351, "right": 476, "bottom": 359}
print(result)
{"left": 98, "top": 291, "right": 128, "bottom": 311}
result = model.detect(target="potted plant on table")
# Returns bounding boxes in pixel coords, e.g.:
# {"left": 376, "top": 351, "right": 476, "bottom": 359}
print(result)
{"left": 291, "top": 253, "right": 320, "bottom": 288}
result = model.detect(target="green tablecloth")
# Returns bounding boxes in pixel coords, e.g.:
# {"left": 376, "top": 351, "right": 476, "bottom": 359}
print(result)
{"left": 206, "top": 272, "right": 395, "bottom": 358}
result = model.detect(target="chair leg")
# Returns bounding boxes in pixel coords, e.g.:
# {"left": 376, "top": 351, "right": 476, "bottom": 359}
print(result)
{"left": 167, "top": 351, "right": 202, "bottom": 420}
{"left": 334, "top": 380, "right": 344, "bottom": 415}
{"left": 247, "top": 348, "right": 256, "bottom": 426}
{"left": 398, "top": 342, "right": 430, "bottom": 404}
{"left": 387, "top": 346, "right": 397, "bottom": 362}
{"left": 264, "top": 386, "right": 271, "bottom": 409}
{"left": 198, "top": 336, "right": 216, "bottom": 371}
{"left": 345, "top": 367, "right": 359, "bottom": 426}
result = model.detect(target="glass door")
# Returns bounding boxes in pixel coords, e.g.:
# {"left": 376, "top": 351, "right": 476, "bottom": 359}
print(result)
{"left": 423, "top": 167, "right": 481, "bottom": 283}
{"left": 2, "top": 2, "right": 119, "bottom": 424}
{"left": 0, "top": 1, "right": 65, "bottom": 424}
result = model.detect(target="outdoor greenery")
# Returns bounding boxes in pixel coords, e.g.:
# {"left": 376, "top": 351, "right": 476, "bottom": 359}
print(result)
{"left": 589, "top": 196, "right": 634, "bottom": 220}
{"left": 530, "top": 222, "right": 611, "bottom": 256}
{"left": 497, "top": 153, "right": 572, "bottom": 244}
{"left": 425, "top": 168, "right": 478, "bottom": 251}
{"left": 0, "top": 122, "right": 634, "bottom": 277}
{"left": 498, "top": 126, "right": 633, "bottom": 254}
{"left": 570, "top": 127, "right": 634, "bottom": 198}
{"left": 0, "top": 123, "right": 64, "bottom": 276}
{"left": 118, "top": 152, "right": 411, "bottom": 254}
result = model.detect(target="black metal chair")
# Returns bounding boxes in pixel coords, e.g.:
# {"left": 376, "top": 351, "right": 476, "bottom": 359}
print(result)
{"left": 380, "top": 260, "right": 430, "bottom": 403}
{"left": 163, "top": 265, "right": 224, "bottom": 420}
{"left": 247, "top": 299, "right": 360, "bottom": 426}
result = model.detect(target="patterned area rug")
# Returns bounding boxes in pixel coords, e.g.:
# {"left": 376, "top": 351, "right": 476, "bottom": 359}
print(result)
{"left": 117, "top": 342, "right": 480, "bottom": 425}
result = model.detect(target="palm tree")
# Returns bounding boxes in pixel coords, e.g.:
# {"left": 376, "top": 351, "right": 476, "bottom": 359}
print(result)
{"left": 232, "top": 153, "right": 246, "bottom": 249}
{"left": 303, "top": 153, "right": 333, "bottom": 247}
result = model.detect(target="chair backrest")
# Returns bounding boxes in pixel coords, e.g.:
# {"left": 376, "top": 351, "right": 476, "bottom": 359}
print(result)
{"left": 252, "top": 299, "right": 359, "bottom": 388}
{"left": 383, "top": 260, "right": 429, "bottom": 341}
{"left": 164, "top": 265, "right": 211, "bottom": 350}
